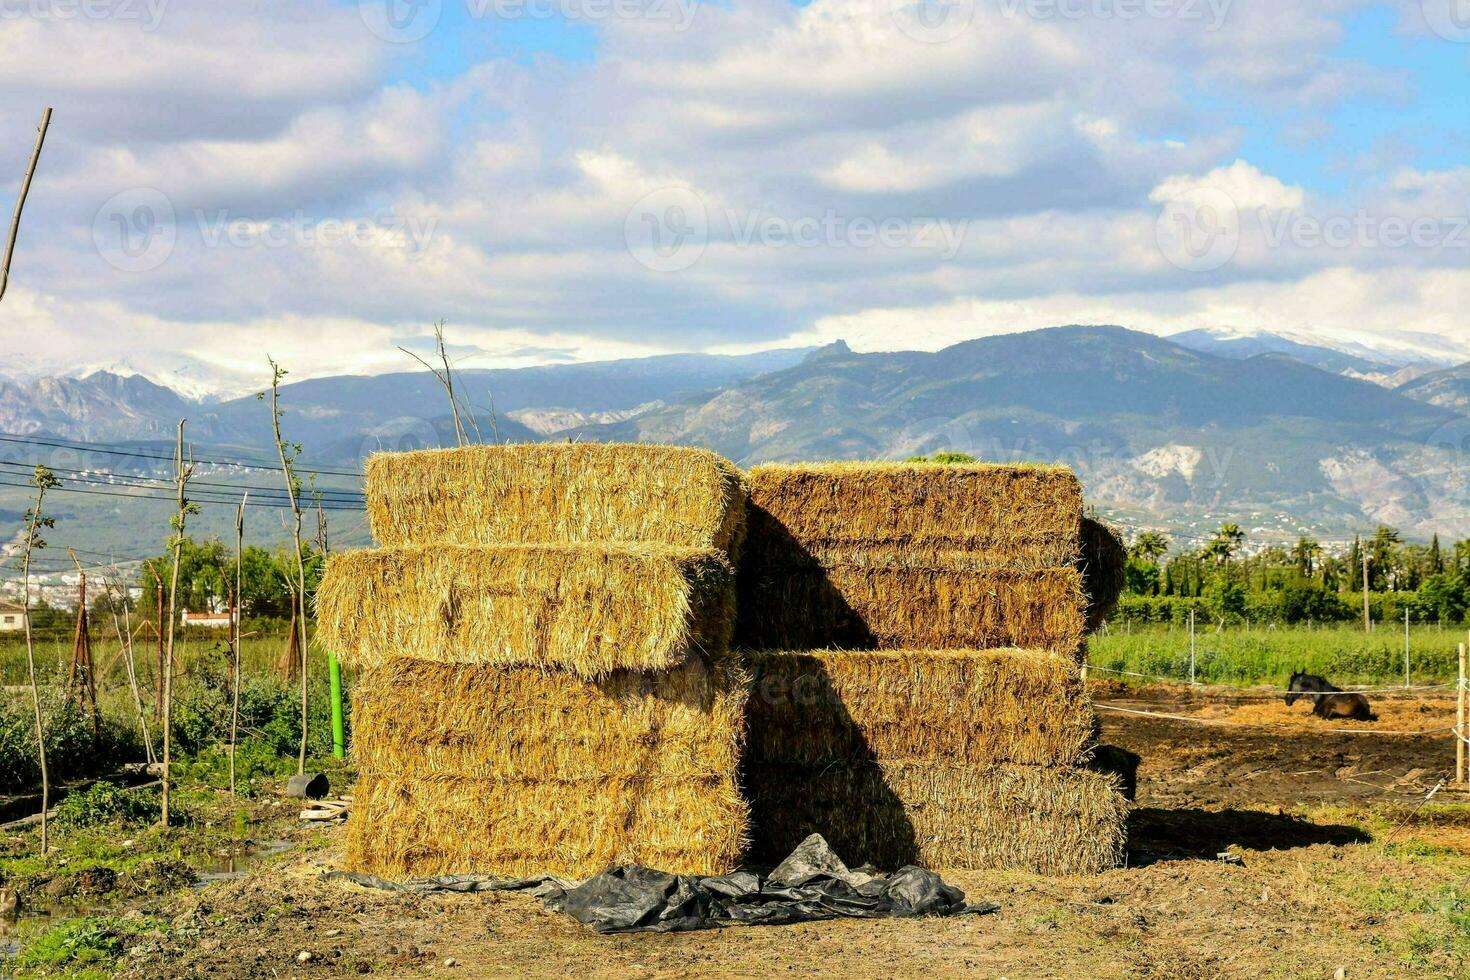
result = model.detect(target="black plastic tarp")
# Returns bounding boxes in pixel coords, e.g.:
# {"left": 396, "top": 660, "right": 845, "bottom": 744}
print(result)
{"left": 330, "top": 834, "right": 998, "bottom": 934}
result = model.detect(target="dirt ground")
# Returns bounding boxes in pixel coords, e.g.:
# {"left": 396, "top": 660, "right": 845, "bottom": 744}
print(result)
{"left": 89, "top": 687, "right": 1470, "bottom": 978}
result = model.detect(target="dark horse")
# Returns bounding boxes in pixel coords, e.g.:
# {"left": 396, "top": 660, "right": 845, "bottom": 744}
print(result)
{"left": 1285, "top": 671, "right": 1376, "bottom": 722}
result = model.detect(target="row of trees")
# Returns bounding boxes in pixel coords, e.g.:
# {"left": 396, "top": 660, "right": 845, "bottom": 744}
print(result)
{"left": 1121, "top": 522, "right": 1470, "bottom": 625}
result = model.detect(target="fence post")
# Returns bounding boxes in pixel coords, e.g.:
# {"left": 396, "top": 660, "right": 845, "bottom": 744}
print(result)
{"left": 1458, "top": 642, "right": 1466, "bottom": 787}
{"left": 1189, "top": 607, "right": 1196, "bottom": 686}
{"left": 1405, "top": 608, "right": 1410, "bottom": 689}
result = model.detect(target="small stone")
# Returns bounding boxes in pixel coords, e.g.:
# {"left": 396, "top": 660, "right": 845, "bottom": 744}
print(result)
{"left": 287, "top": 772, "right": 330, "bottom": 800}
{"left": 444, "top": 959, "right": 458, "bottom": 967}
{"left": 297, "top": 951, "right": 314, "bottom": 963}
{"left": 324, "top": 929, "right": 342, "bottom": 938}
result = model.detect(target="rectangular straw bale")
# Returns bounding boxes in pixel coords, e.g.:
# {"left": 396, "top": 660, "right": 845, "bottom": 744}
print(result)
{"left": 745, "top": 761, "right": 1126, "bottom": 874}
{"left": 316, "top": 543, "right": 733, "bottom": 678}
{"left": 366, "top": 443, "right": 747, "bottom": 555}
{"left": 735, "top": 565, "right": 1086, "bottom": 653}
{"left": 744, "top": 462, "right": 1082, "bottom": 571}
{"left": 352, "top": 656, "right": 749, "bottom": 782}
{"left": 346, "top": 773, "right": 748, "bottom": 880}
{"left": 744, "top": 648, "right": 1093, "bottom": 768}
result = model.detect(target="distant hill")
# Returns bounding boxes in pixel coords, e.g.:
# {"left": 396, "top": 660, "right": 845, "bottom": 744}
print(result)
{"left": 1168, "top": 328, "right": 1393, "bottom": 376}
{"left": 5, "top": 328, "right": 1470, "bottom": 558}
{"left": 1395, "top": 362, "right": 1470, "bottom": 412}
{"left": 0, "top": 371, "right": 193, "bottom": 442}
{"left": 195, "top": 347, "right": 818, "bottom": 453}
{"left": 581, "top": 326, "right": 1469, "bottom": 538}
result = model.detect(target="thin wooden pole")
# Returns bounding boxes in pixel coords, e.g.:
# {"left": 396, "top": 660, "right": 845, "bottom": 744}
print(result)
{"left": 1361, "top": 552, "right": 1371, "bottom": 632}
{"left": 1188, "top": 607, "right": 1196, "bottom": 685}
{"left": 1404, "top": 607, "right": 1410, "bottom": 689}
{"left": 0, "top": 107, "right": 52, "bottom": 306}
{"left": 1458, "top": 641, "right": 1466, "bottom": 787}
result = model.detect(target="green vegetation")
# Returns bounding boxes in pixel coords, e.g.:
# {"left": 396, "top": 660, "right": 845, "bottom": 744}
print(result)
{"left": 0, "top": 634, "right": 351, "bottom": 795}
{"left": 1089, "top": 623, "right": 1462, "bottom": 686}
{"left": 1117, "top": 523, "right": 1470, "bottom": 629}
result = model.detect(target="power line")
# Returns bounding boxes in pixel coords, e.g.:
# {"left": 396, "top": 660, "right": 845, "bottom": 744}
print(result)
{"left": 0, "top": 476, "right": 363, "bottom": 510}
{"left": 0, "top": 434, "right": 367, "bottom": 479}
{"left": 0, "top": 459, "right": 364, "bottom": 501}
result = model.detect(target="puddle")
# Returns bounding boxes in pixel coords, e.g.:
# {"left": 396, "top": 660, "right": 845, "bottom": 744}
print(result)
{"left": 194, "top": 839, "right": 293, "bottom": 885}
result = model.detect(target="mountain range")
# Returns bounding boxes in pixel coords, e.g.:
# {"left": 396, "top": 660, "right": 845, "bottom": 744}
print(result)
{"left": 4, "top": 325, "right": 1470, "bottom": 558}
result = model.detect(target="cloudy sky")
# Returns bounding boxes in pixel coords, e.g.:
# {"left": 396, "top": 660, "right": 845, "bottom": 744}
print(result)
{"left": 0, "top": 0, "right": 1466, "bottom": 395}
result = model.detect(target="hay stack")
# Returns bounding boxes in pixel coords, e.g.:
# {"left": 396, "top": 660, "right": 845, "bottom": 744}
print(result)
{"left": 735, "top": 460, "right": 1127, "bottom": 874}
{"left": 744, "top": 648, "right": 1094, "bottom": 768}
{"left": 351, "top": 657, "right": 748, "bottom": 782}
{"left": 737, "top": 462, "right": 1087, "bottom": 654}
{"left": 742, "top": 648, "right": 1125, "bottom": 874}
{"left": 333, "top": 442, "right": 751, "bottom": 880}
{"left": 745, "top": 759, "right": 1127, "bottom": 875}
{"left": 347, "top": 657, "right": 750, "bottom": 879}
{"left": 317, "top": 543, "right": 734, "bottom": 678}
{"left": 366, "top": 443, "right": 747, "bottom": 554}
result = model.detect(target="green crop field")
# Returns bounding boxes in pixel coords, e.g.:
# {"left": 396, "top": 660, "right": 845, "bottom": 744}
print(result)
{"left": 1087, "top": 622, "right": 1469, "bottom": 687}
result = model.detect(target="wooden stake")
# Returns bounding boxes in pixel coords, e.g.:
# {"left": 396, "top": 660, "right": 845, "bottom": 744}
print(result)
{"left": 1361, "top": 551, "right": 1371, "bottom": 632}
{"left": 1458, "top": 641, "right": 1466, "bottom": 788}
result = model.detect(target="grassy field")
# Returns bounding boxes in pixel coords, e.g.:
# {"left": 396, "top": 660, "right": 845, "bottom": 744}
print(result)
{"left": 1088, "top": 622, "right": 1468, "bottom": 687}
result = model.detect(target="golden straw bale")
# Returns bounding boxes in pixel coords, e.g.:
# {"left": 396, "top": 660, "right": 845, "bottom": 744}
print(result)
{"left": 735, "top": 565, "right": 1086, "bottom": 653}
{"left": 744, "top": 648, "right": 1093, "bottom": 768}
{"left": 745, "top": 761, "right": 1127, "bottom": 874}
{"left": 1079, "top": 516, "right": 1126, "bottom": 630}
{"left": 316, "top": 543, "right": 733, "bottom": 678}
{"left": 346, "top": 773, "right": 748, "bottom": 880}
{"left": 744, "top": 462, "right": 1081, "bottom": 570}
{"left": 366, "top": 443, "right": 747, "bottom": 555}
{"left": 352, "top": 656, "right": 749, "bottom": 782}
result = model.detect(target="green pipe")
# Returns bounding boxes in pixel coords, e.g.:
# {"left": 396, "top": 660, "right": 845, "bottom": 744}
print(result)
{"left": 328, "top": 651, "right": 345, "bottom": 760}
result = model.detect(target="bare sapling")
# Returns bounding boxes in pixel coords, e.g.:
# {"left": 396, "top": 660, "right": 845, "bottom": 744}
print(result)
{"left": 399, "top": 319, "right": 482, "bottom": 446}
{"left": 102, "top": 568, "right": 154, "bottom": 764}
{"left": 65, "top": 548, "right": 99, "bottom": 736}
{"left": 161, "top": 420, "right": 198, "bottom": 827}
{"left": 229, "top": 493, "right": 247, "bottom": 795}
{"left": 264, "top": 358, "right": 311, "bottom": 775}
{"left": 20, "top": 463, "right": 60, "bottom": 853}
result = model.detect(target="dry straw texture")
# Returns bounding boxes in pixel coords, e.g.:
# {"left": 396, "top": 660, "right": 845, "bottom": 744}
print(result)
{"left": 366, "top": 443, "right": 747, "bottom": 555}
{"left": 744, "top": 462, "right": 1081, "bottom": 570}
{"left": 736, "top": 565, "right": 1086, "bottom": 653}
{"left": 737, "top": 461, "right": 1088, "bottom": 651}
{"left": 347, "top": 773, "right": 748, "bottom": 879}
{"left": 352, "top": 656, "right": 749, "bottom": 781}
{"left": 316, "top": 543, "right": 733, "bottom": 678}
{"left": 744, "top": 648, "right": 1093, "bottom": 768}
{"left": 1079, "top": 517, "right": 1126, "bottom": 630}
{"left": 745, "top": 761, "right": 1127, "bottom": 874}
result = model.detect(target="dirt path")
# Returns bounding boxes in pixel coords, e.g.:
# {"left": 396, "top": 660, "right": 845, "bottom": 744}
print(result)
{"left": 112, "top": 689, "right": 1470, "bottom": 978}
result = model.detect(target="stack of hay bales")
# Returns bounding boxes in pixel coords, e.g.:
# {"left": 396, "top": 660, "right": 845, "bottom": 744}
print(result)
{"left": 738, "top": 461, "right": 1128, "bottom": 874}
{"left": 318, "top": 444, "right": 751, "bottom": 880}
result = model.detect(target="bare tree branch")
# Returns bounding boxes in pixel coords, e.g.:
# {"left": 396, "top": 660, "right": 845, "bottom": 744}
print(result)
{"left": 0, "top": 107, "right": 53, "bottom": 306}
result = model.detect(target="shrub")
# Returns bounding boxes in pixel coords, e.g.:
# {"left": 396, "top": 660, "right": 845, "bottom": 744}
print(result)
{"left": 53, "top": 782, "right": 161, "bottom": 831}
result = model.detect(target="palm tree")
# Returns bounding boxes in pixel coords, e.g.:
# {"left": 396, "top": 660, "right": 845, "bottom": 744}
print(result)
{"left": 1206, "top": 522, "right": 1245, "bottom": 580}
{"left": 1130, "top": 531, "right": 1170, "bottom": 565}
{"left": 1291, "top": 536, "right": 1322, "bottom": 579}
